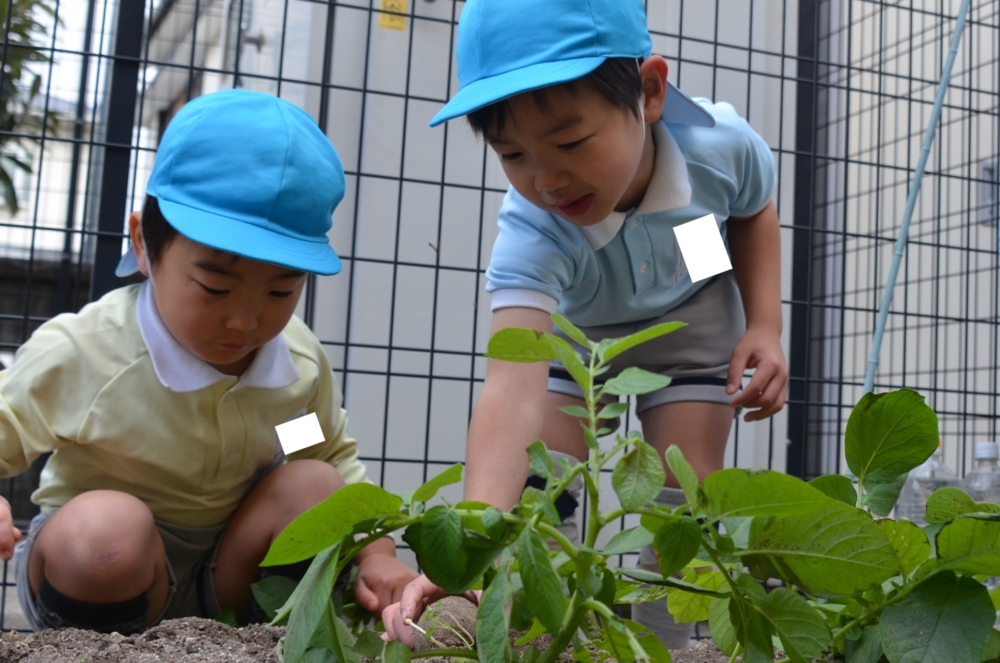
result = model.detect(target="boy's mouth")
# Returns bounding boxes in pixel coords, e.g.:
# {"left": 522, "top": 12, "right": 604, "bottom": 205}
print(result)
{"left": 555, "top": 194, "right": 594, "bottom": 218}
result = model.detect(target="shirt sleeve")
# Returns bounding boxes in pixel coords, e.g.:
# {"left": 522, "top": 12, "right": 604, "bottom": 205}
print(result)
{"left": 713, "top": 102, "right": 777, "bottom": 218}
{"left": 290, "top": 344, "right": 370, "bottom": 486}
{"left": 0, "top": 329, "right": 88, "bottom": 478}
{"left": 485, "top": 188, "right": 579, "bottom": 305}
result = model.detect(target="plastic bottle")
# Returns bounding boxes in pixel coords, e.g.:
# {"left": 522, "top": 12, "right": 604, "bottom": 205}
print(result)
{"left": 896, "top": 447, "right": 960, "bottom": 527}
{"left": 961, "top": 441, "right": 1000, "bottom": 504}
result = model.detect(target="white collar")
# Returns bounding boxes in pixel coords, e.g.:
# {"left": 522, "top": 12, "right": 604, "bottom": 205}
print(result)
{"left": 135, "top": 281, "right": 300, "bottom": 393}
{"left": 579, "top": 121, "right": 693, "bottom": 251}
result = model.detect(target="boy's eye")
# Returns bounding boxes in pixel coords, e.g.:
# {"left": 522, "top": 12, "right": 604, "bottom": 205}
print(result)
{"left": 270, "top": 291, "right": 294, "bottom": 299}
{"left": 498, "top": 152, "right": 522, "bottom": 162}
{"left": 199, "top": 284, "right": 229, "bottom": 296}
{"left": 558, "top": 138, "right": 587, "bottom": 151}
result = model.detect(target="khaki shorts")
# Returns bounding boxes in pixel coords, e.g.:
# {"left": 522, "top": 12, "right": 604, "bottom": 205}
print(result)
{"left": 549, "top": 271, "right": 746, "bottom": 413}
{"left": 13, "top": 511, "right": 228, "bottom": 631}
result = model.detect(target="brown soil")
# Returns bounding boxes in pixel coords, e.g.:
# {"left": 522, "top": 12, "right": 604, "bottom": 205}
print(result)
{"left": 0, "top": 618, "right": 282, "bottom": 663}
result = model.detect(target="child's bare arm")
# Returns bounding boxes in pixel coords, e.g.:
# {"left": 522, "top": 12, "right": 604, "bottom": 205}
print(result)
{"left": 464, "top": 306, "right": 553, "bottom": 511}
{"left": 0, "top": 496, "right": 22, "bottom": 561}
{"left": 725, "top": 201, "right": 788, "bottom": 421}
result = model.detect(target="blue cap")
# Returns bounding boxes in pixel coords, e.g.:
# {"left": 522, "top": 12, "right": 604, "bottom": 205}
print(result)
{"left": 117, "top": 89, "right": 344, "bottom": 277}
{"left": 429, "top": 0, "right": 715, "bottom": 129}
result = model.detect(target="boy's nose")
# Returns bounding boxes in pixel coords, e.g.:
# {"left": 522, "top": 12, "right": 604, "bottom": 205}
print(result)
{"left": 225, "top": 309, "right": 259, "bottom": 332}
{"left": 533, "top": 163, "right": 570, "bottom": 193}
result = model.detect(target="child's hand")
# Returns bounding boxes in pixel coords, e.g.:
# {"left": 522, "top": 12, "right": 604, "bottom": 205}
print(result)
{"left": 354, "top": 551, "right": 420, "bottom": 616}
{"left": 381, "top": 575, "right": 480, "bottom": 647}
{"left": 726, "top": 326, "right": 788, "bottom": 422}
{"left": 0, "top": 497, "right": 22, "bottom": 561}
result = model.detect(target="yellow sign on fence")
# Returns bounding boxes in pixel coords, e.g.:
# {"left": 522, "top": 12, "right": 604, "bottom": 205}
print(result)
{"left": 379, "top": 0, "right": 408, "bottom": 31}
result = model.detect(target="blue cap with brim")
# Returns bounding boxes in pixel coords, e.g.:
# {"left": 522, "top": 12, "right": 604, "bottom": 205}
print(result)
{"left": 117, "top": 89, "right": 344, "bottom": 277}
{"left": 429, "top": 0, "right": 716, "bottom": 129}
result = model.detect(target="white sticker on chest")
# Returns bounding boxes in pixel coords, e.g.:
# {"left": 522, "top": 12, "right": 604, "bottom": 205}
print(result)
{"left": 275, "top": 412, "right": 326, "bottom": 454}
{"left": 672, "top": 214, "right": 733, "bottom": 283}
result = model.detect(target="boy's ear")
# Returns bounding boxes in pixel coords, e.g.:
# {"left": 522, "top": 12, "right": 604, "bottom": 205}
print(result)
{"left": 639, "top": 55, "right": 669, "bottom": 124}
{"left": 128, "top": 212, "right": 152, "bottom": 278}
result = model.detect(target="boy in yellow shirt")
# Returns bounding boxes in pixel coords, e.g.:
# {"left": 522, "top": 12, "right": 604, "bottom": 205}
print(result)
{"left": 0, "top": 90, "right": 416, "bottom": 633}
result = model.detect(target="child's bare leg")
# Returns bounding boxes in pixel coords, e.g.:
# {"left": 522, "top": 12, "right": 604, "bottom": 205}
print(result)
{"left": 640, "top": 401, "right": 734, "bottom": 483}
{"left": 28, "top": 490, "right": 170, "bottom": 628}
{"left": 213, "top": 459, "right": 344, "bottom": 622}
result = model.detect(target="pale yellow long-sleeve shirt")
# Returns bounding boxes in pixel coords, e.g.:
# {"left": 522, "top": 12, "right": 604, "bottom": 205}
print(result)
{"left": 0, "top": 283, "right": 368, "bottom": 527}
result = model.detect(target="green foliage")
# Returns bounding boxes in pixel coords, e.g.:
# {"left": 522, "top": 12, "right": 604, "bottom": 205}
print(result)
{"left": 0, "top": 0, "right": 59, "bottom": 215}
{"left": 261, "top": 315, "right": 998, "bottom": 663}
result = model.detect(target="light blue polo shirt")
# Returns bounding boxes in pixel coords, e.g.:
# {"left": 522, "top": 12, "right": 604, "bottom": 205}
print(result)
{"left": 486, "top": 100, "right": 776, "bottom": 328}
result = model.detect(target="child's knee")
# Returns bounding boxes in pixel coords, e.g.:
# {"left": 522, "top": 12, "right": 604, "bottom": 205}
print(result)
{"left": 267, "top": 459, "right": 345, "bottom": 510}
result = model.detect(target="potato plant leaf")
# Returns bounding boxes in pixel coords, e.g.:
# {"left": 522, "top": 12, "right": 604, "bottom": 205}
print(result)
{"left": 877, "top": 518, "right": 931, "bottom": 577}
{"left": 412, "top": 463, "right": 463, "bottom": 503}
{"left": 551, "top": 313, "right": 592, "bottom": 349}
{"left": 545, "top": 333, "right": 591, "bottom": 391}
{"left": 668, "top": 570, "right": 728, "bottom": 623}
{"left": 598, "top": 401, "right": 630, "bottom": 420}
{"left": 844, "top": 626, "right": 884, "bottom": 663}
{"left": 284, "top": 543, "right": 342, "bottom": 663}
{"left": 936, "top": 517, "right": 1000, "bottom": 575}
{"left": 748, "top": 587, "right": 832, "bottom": 663}
{"left": 403, "top": 506, "right": 504, "bottom": 593}
{"left": 924, "top": 487, "right": 977, "bottom": 524}
{"left": 708, "top": 596, "right": 738, "bottom": 656}
{"left": 476, "top": 562, "right": 513, "bottom": 663}
{"left": 746, "top": 502, "right": 900, "bottom": 597}
{"left": 263, "top": 483, "right": 402, "bottom": 566}
{"left": 526, "top": 441, "right": 554, "bottom": 479}
{"left": 880, "top": 571, "right": 994, "bottom": 663}
{"left": 250, "top": 576, "right": 297, "bottom": 622}
{"left": 602, "top": 367, "right": 673, "bottom": 396}
{"left": 382, "top": 640, "right": 412, "bottom": 663}
{"left": 652, "top": 516, "right": 702, "bottom": 577}
{"left": 728, "top": 583, "right": 774, "bottom": 663}
{"left": 844, "top": 389, "right": 938, "bottom": 503}
{"left": 702, "top": 469, "right": 832, "bottom": 520}
{"left": 485, "top": 327, "right": 558, "bottom": 363}
{"left": 666, "top": 445, "right": 700, "bottom": 510}
{"left": 517, "top": 527, "right": 566, "bottom": 632}
{"left": 598, "top": 322, "right": 685, "bottom": 363}
{"left": 859, "top": 469, "right": 909, "bottom": 517}
{"left": 808, "top": 474, "right": 858, "bottom": 506}
{"left": 612, "top": 439, "right": 666, "bottom": 511}
{"left": 603, "top": 526, "right": 655, "bottom": 556}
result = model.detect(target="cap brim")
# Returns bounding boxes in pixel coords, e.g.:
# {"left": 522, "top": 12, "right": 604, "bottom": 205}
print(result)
{"left": 430, "top": 57, "right": 607, "bottom": 126}
{"left": 158, "top": 198, "right": 343, "bottom": 276}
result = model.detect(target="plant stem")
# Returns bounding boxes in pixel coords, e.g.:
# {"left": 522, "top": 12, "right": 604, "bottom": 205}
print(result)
{"left": 536, "top": 593, "right": 587, "bottom": 663}
{"left": 410, "top": 649, "right": 480, "bottom": 660}
{"left": 728, "top": 644, "right": 742, "bottom": 663}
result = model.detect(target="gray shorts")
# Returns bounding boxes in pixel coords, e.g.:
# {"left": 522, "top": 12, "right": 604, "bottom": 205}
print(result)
{"left": 13, "top": 511, "right": 227, "bottom": 631}
{"left": 549, "top": 271, "right": 746, "bottom": 413}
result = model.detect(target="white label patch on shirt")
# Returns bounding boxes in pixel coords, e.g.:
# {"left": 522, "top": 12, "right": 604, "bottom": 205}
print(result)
{"left": 275, "top": 412, "right": 326, "bottom": 454}
{"left": 672, "top": 214, "right": 733, "bottom": 283}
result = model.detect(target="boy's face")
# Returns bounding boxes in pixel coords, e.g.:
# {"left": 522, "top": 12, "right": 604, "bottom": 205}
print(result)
{"left": 487, "top": 85, "right": 651, "bottom": 227}
{"left": 130, "top": 214, "right": 307, "bottom": 376}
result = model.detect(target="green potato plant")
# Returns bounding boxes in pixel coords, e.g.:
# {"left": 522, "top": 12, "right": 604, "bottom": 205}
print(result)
{"left": 253, "top": 314, "right": 1000, "bottom": 663}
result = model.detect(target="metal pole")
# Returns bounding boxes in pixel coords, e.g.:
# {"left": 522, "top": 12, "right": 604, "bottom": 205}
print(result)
{"left": 862, "top": 0, "right": 972, "bottom": 394}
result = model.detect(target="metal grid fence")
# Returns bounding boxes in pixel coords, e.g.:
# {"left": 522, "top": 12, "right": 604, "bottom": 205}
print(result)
{"left": 0, "top": 0, "right": 996, "bottom": 632}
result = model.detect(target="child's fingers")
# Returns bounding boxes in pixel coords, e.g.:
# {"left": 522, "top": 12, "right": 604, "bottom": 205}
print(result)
{"left": 726, "top": 347, "right": 751, "bottom": 396}
{"left": 743, "top": 372, "right": 788, "bottom": 422}
{"left": 381, "top": 603, "right": 415, "bottom": 647}
{"left": 355, "top": 577, "right": 381, "bottom": 613}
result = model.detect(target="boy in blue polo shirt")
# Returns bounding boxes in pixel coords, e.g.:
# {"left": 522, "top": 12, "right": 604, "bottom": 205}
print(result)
{"left": 0, "top": 90, "right": 416, "bottom": 633}
{"left": 384, "top": 0, "right": 787, "bottom": 649}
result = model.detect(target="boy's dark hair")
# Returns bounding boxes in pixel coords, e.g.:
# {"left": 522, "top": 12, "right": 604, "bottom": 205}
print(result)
{"left": 140, "top": 195, "right": 178, "bottom": 268}
{"left": 467, "top": 57, "right": 644, "bottom": 141}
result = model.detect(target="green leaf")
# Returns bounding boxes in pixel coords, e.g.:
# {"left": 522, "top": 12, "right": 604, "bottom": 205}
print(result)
{"left": 728, "top": 584, "right": 774, "bottom": 663}
{"left": 665, "top": 445, "right": 700, "bottom": 511}
{"left": 250, "top": 576, "right": 297, "bottom": 622}
{"left": 513, "top": 618, "right": 547, "bottom": 647}
{"left": 412, "top": 463, "right": 464, "bottom": 503}
{"left": 925, "top": 487, "right": 978, "bottom": 524}
{"left": 702, "top": 469, "right": 833, "bottom": 520}
{"left": 745, "top": 501, "right": 900, "bottom": 597}
{"left": 486, "top": 327, "right": 558, "bottom": 363}
{"left": 981, "top": 629, "right": 1000, "bottom": 662}
{"left": 845, "top": 626, "right": 884, "bottom": 663}
{"left": 936, "top": 517, "right": 1000, "bottom": 575}
{"left": 592, "top": 618, "right": 671, "bottom": 663}
{"left": 615, "top": 583, "right": 671, "bottom": 605}
{"left": 403, "top": 506, "right": 504, "bottom": 593}
{"left": 844, "top": 389, "right": 939, "bottom": 500}
{"left": 545, "top": 333, "right": 591, "bottom": 392}
{"left": 603, "top": 526, "right": 655, "bottom": 556}
{"left": 476, "top": 562, "right": 513, "bottom": 663}
{"left": 551, "top": 313, "right": 592, "bottom": 349}
{"left": 668, "top": 570, "right": 728, "bottom": 623}
{"left": 382, "top": 640, "right": 412, "bottom": 663}
{"left": 526, "top": 441, "right": 555, "bottom": 479}
{"left": 270, "top": 543, "right": 340, "bottom": 626}
{"left": 516, "top": 528, "right": 566, "bottom": 633}
{"left": 652, "top": 516, "right": 702, "bottom": 577}
{"left": 216, "top": 610, "right": 238, "bottom": 627}
{"left": 482, "top": 507, "right": 508, "bottom": 541}
{"left": 612, "top": 439, "right": 666, "bottom": 511}
{"left": 521, "top": 486, "right": 561, "bottom": 526}
{"left": 860, "top": 469, "right": 909, "bottom": 517}
{"left": 708, "top": 596, "right": 738, "bottom": 656}
{"left": 284, "top": 543, "right": 342, "bottom": 663}
{"left": 263, "top": 483, "right": 402, "bottom": 566}
{"left": 599, "top": 322, "right": 686, "bottom": 363}
{"left": 877, "top": 518, "right": 931, "bottom": 577}
{"left": 880, "top": 571, "right": 994, "bottom": 663}
{"left": 808, "top": 474, "right": 858, "bottom": 506}
{"left": 351, "top": 631, "right": 385, "bottom": 659}
{"left": 602, "top": 367, "right": 673, "bottom": 397}
{"left": 748, "top": 587, "right": 831, "bottom": 663}
{"left": 558, "top": 405, "right": 590, "bottom": 419}
{"left": 598, "top": 401, "right": 630, "bottom": 420}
